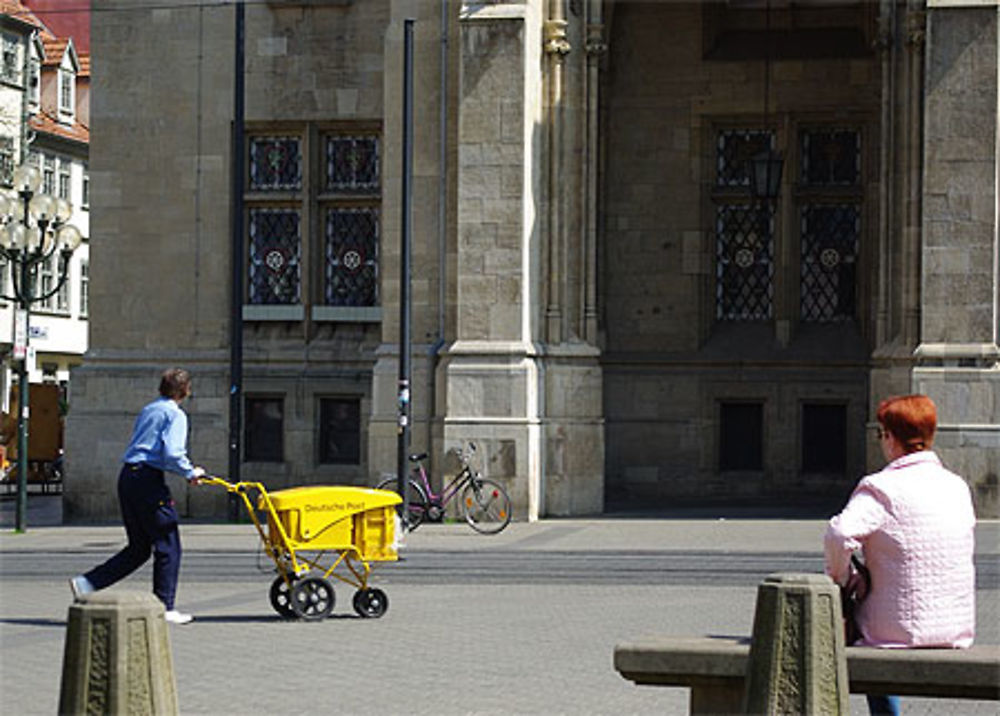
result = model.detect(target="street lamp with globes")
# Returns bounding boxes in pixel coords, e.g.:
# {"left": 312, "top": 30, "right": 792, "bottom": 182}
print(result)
{"left": 0, "top": 162, "right": 83, "bottom": 532}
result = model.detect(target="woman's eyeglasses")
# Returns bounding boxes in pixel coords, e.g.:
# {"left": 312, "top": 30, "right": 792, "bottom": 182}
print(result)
{"left": 874, "top": 426, "right": 888, "bottom": 440}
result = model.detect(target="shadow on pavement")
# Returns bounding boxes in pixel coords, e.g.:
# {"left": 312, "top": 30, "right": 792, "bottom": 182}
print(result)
{"left": 0, "top": 617, "right": 66, "bottom": 628}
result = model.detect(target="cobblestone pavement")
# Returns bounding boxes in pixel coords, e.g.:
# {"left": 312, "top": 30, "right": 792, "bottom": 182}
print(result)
{"left": 1, "top": 496, "right": 997, "bottom": 715}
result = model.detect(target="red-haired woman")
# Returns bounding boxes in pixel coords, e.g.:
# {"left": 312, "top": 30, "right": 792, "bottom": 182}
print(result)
{"left": 825, "top": 394, "right": 976, "bottom": 716}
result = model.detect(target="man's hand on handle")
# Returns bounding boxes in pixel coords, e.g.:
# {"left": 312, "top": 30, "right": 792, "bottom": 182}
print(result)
{"left": 188, "top": 466, "right": 206, "bottom": 486}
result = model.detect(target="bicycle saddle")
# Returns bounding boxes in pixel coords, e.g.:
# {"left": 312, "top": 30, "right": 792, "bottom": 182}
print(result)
{"left": 408, "top": 452, "right": 428, "bottom": 462}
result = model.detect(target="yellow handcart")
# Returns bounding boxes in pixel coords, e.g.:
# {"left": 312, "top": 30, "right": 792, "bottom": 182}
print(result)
{"left": 204, "top": 477, "right": 401, "bottom": 620}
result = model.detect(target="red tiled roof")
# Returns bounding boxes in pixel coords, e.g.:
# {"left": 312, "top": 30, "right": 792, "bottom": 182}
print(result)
{"left": 29, "top": 109, "right": 88, "bottom": 145}
{"left": 41, "top": 36, "right": 68, "bottom": 66}
{"left": 77, "top": 53, "right": 88, "bottom": 78}
{"left": 0, "top": 0, "right": 45, "bottom": 31}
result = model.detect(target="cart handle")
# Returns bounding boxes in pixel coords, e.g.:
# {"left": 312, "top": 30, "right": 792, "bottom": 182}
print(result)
{"left": 199, "top": 476, "right": 304, "bottom": 575}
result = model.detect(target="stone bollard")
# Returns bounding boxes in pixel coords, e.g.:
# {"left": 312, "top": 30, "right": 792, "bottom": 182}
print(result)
{"left": 59, "top": 591, "right": 178, "bottom": 715}
{"left": 743, "top": 573, "right": 849, "bottom": 715}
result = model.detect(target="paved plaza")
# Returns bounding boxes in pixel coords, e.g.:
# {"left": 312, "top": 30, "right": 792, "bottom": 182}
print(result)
{"left": 1, "top": 495, "right": 997, "bottom": 715}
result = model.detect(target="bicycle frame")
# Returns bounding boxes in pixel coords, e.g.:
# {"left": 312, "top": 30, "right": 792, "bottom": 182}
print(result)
{"left": 410, "top": 457, "right": 473, "bottom": 510}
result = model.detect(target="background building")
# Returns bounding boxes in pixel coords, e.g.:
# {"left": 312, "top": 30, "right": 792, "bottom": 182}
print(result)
{"left": 66, "top": 0, "right": 998, "bottom": 521}
{"left": 0, "top": 0, "right": 89, "bottom": 475}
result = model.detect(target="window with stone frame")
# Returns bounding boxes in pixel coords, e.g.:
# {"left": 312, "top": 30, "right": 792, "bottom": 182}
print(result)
{"left": 719, "top": 401, "right": 764, "bottom": 471}
{"left": 797, "top": 128, "right": 862, "bottom": 322}
{"left": 244, "top": 124, "right": 381, "bottom": 315}
{"left": 38, "top": 253, "right": 55, "bottom": 311}
{"left": 0, "top": 137, "right": 14, "bottom": 188}
{"left": 714, "top": 129, "right": 776, "bottom": 321}
{"left": 1, "top": 33, "right": 21, "bottom": 85}
{"left": 59, "top": 68, "right": 74, "bottom": 117}
{"left": 318, "top": 396, "right": 361, "bottom": 465}
{"left": 79, "top": 258, "right": 88, "bottom": 317}
{"left": 713, "top": 124, "right": 864, "bottom": 324}
{"left": 244, "top": 395, "right": 284, "bottom": 462}
{"left": 42, "top": 154, "right": 55, "bottom": 195}
{"left": 58, "top": 160, "right": 70, "bottom": 200}
{"left": 27, "top": 53, "right": 39, "bottom": 106}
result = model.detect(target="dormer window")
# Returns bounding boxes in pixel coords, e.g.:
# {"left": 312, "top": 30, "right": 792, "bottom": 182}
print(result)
{"left": 59, "top": 68, "right": 75, "bottom": 118}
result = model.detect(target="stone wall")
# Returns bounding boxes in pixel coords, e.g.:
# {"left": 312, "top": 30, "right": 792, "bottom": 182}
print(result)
{"left": 915, "top": 3, "right": 999, "bottom": 517}
{"left": 600, "top": 2, "right": 881, "bottom": 508}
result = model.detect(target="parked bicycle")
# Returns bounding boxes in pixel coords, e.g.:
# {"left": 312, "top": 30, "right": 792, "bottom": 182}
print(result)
{"left": 375, "top": 443, "right": 512, "bottom": 534}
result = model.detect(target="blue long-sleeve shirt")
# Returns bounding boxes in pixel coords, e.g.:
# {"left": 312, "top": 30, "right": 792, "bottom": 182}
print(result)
{"left": 121, "top": 397, "right": 195, "bottom": 478}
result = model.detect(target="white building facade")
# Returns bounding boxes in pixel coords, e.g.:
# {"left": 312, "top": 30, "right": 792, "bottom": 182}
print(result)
{"left": 0, "top": 3, "right": 89, "bottom": 422}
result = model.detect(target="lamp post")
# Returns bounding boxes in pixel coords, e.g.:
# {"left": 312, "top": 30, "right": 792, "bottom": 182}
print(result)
{"left": 0, "top": 163, "right": 83, "bottom": 532}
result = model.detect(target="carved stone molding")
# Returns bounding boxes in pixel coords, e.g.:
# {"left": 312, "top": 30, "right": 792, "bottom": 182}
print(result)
{"left": 544, "top": 19, "right": 571, "bottom": 56}
{"left": 875, "top": 10, "right": 893, "bottom": 52}
{"left": 907, "top": 10, "right": 926, "bottom": 48}
{"left": 585, "top": 23, "right": 607, "bottom": 56}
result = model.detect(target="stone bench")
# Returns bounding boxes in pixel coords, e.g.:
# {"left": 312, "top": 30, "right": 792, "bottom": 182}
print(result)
{"left": 614, "top": 636, "right": 1000, "bottom": 714}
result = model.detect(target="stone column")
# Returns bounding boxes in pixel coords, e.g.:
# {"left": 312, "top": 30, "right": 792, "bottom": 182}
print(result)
{"left": 59, "top": 592, "right": 178, "bottom": 715}
{"left": 436, "top": 1, "right": 547, "bottom": 520}
{"left": 743, "top": 573, "right": 849, "bottom": 715}
{"left": 914, "top": 1, "right": 999, "bottom": 518}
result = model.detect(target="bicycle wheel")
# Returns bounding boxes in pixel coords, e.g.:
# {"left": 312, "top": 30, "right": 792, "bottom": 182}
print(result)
{"left": 375, "top": 475, "right": 429, "bottom": 531}
{"left": 461, "top": 477, "right": 512, "bottom": 534}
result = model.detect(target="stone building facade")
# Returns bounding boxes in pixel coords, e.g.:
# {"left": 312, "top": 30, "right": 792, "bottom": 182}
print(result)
{"left": 66, "top": 0, "right": 998, "bottom": 521}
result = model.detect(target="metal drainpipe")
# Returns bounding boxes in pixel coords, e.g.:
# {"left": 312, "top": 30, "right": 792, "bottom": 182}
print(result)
{"left": 426, "top": 0, "right": 448, "bottom": 473}
{"left": 876, "top": 0, "right": 894, "bottom": 347}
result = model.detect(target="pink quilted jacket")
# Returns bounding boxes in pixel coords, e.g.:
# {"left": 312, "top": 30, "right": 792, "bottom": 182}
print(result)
{"left": 825, "top": 451, "right": 975, "bottom": 648}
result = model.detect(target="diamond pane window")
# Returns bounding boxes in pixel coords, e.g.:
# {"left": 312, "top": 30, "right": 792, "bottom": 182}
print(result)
{"left": 801, "top": 130, "right": 860, "bottom": 186}
{"left": 248, "top": 209, "right": 301, "bottom": 305}
{"left": 716, "top": 203, "right": 774, "bottom": 320}
{"left": 249, "top": 136, "right": 302, "bottom": 190}
{"left": 324, "top": 207, "right": 378, "bottom": 306}
{"left": 717, "top": 130, "right": 774, "bottom": 188}
{"left": 326, "top": 135, "right": 379, "bottom": 192}
{"left": 800, "top": 204, "right": 860, "bottom": 322}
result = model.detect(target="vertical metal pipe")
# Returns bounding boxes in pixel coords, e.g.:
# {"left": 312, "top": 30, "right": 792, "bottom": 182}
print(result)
{"left": 228, "top": 0, "right": 245, "bottom": 519}
{"left": 397, "top": 19, "right": 415, "bottom": 518}
{"left": 876, "top": 0, "right": 895, "bottom": 346}
{"left": 15, "top": 245, "right": 30, "bottom": 532}
{"left": 583, "top": 1, "right": 604, "bottom": 343}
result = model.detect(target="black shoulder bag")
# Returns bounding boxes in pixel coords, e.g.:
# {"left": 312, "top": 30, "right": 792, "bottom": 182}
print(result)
{"left": 840, "top": 553, "right": 871, "bottom": 645}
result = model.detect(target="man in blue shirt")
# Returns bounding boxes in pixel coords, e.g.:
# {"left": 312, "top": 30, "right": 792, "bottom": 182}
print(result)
{"left": 69, "top": 368, "right": 206, "bottom": 624}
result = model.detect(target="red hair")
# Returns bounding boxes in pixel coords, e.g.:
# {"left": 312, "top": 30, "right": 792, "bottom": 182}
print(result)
{"left": 877, "top": 394, "right": 937, "bottom": 453}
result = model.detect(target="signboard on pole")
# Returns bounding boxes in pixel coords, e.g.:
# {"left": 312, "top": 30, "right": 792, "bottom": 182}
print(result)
{"left": 12, "top": 309, "right": 27, "bottom": 360}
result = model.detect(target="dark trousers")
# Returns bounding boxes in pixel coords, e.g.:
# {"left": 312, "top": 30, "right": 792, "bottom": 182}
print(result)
{"left": 84, "top": 463, "right": 182, "bottom": 610}
{"left": 867, "top": 694, "right": 901, "bottom": 715}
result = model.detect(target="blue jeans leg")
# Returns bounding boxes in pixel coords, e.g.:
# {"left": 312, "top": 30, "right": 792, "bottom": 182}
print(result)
{"left": 867, "top": 694, "right": 901, "bottom": 716}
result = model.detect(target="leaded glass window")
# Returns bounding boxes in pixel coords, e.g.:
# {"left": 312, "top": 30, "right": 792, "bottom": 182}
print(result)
{"left": 249, "top": 136, "right": 301, "bottom": 191}
{"left": 248, "top": 208, "right": 301, "bottom": 305}
{"left": 716, "top": 203, "right": 774, "bottom": 321}
{"left": 801, "top": 130, "right": 860, "bottom": 187}
{"left": 800, "top": 204, "right": 859, "bottom": 322}
{"left": 717, "top": 129, "right": 773, "bottom": 189}
{"left": 324, "top": 207, "right": 379, "bottom": 306}
{"left": 326, "top": 135, "right": 379, "bottom": 192}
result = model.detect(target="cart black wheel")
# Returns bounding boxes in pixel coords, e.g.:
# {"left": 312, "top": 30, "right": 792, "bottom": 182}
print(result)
{"left": 352, "top": 587, "right": 389, "bottom": 618}
{"left": 461, "top": 477, "right": 512, "bottom": 534}
{"left": 290, "top": 577, "right": 335, "bottom": 620}
{"left": 375, "top": 475, "right": 429, "bottom": 532}
{"left": 269, "top": 575, "right": 297, "bottom": 618}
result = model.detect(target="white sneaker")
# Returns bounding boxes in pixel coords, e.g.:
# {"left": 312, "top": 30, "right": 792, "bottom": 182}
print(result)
{"left": 69, "top": 575, "right": 94, "bottom": 601}
{"left": 164, "top": 609, "right": 194, "bottom": 625}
